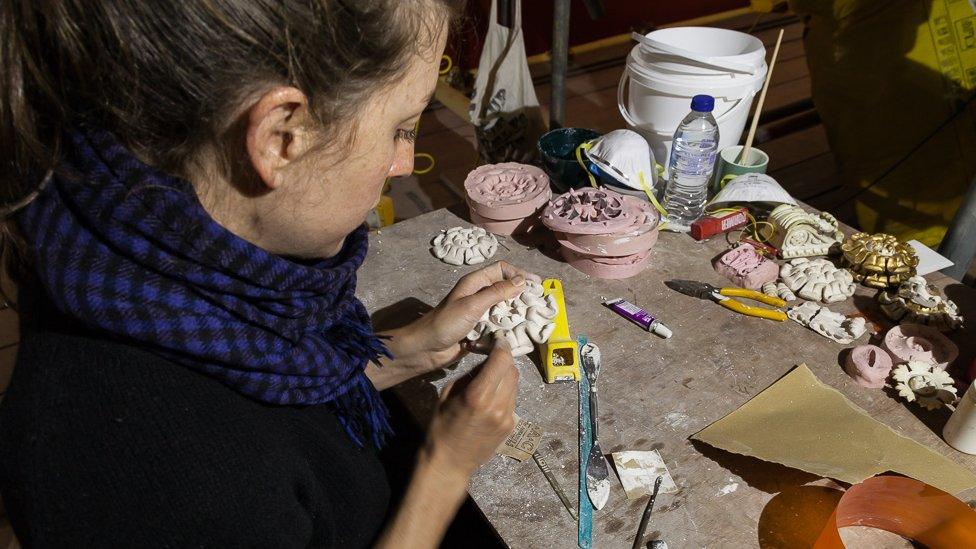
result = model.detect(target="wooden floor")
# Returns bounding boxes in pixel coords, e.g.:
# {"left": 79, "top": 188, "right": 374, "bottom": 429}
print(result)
{"left": 399, "top": 11, "right": 859, "bottom": 225}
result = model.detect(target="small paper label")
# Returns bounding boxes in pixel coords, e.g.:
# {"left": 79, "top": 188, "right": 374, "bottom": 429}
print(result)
{"left": 497, "top": 415, "right": 543, "bottom": 462}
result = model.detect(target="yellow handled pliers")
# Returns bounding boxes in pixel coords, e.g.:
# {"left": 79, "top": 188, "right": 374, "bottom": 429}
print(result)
{"left": 665, "top": 279, "right": 788, "bottom": 322}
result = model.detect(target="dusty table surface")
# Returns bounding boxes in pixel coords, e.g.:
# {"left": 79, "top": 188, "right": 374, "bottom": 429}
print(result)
{"left": 358, "top": 208, "right": 976, "bottom": 548}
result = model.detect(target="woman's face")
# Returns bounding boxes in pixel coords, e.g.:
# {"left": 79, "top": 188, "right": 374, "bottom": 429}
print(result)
{"left": 199, "top": 24, "right": 447, "bottom": 259}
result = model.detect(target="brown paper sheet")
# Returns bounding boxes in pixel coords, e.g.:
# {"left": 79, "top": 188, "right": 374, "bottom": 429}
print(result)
{"left": 497, "top": 415, "right": 543, "bottom": 462}
{"left": 692, "top": 364, "right": 976, "bottom": 494}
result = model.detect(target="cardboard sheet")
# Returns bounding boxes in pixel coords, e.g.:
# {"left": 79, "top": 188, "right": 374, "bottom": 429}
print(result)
{"left": 692, "top": 364, "right": 976, "bottom": 494}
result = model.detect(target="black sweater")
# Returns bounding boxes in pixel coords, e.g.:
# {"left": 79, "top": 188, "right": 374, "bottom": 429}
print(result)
{"left": 0, "top": 296, "right": 391, "bottom": 547}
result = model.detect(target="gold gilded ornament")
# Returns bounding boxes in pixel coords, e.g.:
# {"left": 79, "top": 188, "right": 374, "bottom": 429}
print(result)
{"left": 840, "top": 232, "right": 918, "bottom": 289}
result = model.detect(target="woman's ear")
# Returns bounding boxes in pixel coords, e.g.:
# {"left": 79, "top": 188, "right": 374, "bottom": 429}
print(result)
{"left": 245, "top": 87, "right": 310, "bottom": 190}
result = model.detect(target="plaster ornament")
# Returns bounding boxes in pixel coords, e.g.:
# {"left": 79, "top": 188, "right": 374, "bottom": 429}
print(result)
{"left": 762, "top": 281, "right": 796, "bottom": 302}
{"left": 431, "top": 226, "right": 498, "bottom": 266}
{"left": 787, "top": 301, "right": 867, "bottom": 344}
{"left": 779, "top": 258, "right": 856, "bottom": 304}
{"left": 465, "top": 280, "right": 558, "bottom": 356}
{"left": 892, "top": 361, "right": 958, "bottom": 411}
{"left": 767, "top": 204, "right": 844, "bottom": 259}
{"left": 840, "top": 232, "right": 919, "bottom": 289}
{"left": 844, "top": 344, "right": 893, "bottom": 389}
{"left": 878, "top": 275, "right": 962, "bottom": 332}
{"left": 882, "top": 323, "right": 958, "bottom": 370}
{"left": 712, "top": 243, "right": 779, "bottom": 290}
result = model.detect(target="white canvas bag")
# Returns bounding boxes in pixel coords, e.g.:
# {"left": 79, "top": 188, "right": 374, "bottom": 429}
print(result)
{"left": 469, "top": 0, "right": 546, "bottom": 162}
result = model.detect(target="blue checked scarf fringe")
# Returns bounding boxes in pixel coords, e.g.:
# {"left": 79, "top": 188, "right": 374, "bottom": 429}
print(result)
{"left": 17, "top": 128, "right": 392, "bottom": 448}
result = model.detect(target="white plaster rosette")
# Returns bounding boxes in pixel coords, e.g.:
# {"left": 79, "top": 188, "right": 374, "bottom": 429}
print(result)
{"left": 878, "top": 275, "right": 963, "bottom": 332}
{"left": 465, "top": 280, "right": 558, "bottom": 356}
{"left": 431, "top": 226, "right": 498, "bottom": 266}
{"left": 787, "top": 301, "right": 867, "bottom": 344}
{"left": 892, "top": 361, "right": 957, "bottom": 411}
{"left": 780, "top": 258, "right": 856, "bottom": 304}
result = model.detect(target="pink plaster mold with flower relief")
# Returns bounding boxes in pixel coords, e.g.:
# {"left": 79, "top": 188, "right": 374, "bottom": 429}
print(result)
{"left": 464, "top": 163, "right": 551, "bottom": 235}
{"left": 541, "top": 187, "right": 659, "bottom": 279}
{"left": 712, "top": 243, "right": 779, "bottom": 290}
{"left": 882, "top": 323, "right": 959, "bottom": 370}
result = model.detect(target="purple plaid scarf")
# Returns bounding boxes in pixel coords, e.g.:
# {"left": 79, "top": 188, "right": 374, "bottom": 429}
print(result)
{"left": 17, "top": 128, "right": 392, "bottom": 447}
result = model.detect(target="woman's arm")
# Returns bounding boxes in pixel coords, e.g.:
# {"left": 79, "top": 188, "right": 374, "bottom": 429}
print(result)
{"left": 366, "top": 261, "right": 539, "bottom": 390}
{"left": 374, "top": 340, "right": 518, "bottom": 548}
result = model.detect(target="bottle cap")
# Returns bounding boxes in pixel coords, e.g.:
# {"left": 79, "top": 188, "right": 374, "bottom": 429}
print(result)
{"left": 651, "top": 322, "right": 673, "bottom": 339}
{"left": 690, "top": 95, "right": 715, "bottom": 113}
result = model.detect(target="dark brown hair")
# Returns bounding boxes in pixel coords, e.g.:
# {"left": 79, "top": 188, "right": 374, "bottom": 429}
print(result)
{"left": 0, "top": 0, "right": 462, "bottom": 210}
{"left": 0, "top": 0, "right": 462, "bottom": 286}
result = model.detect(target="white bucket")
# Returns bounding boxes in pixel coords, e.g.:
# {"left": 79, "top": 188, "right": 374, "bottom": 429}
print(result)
{"left": 618, "top": 27, "right": 767, "bottom": 176}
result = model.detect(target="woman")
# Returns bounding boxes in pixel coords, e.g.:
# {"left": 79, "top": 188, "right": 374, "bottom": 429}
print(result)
{"left": 0, "top": 1, "right": 529, "bottom": 546}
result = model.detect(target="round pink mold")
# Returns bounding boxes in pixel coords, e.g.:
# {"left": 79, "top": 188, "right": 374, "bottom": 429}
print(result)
{"left": 541, "top": 187, "right": 652, "bottom": 235}
{"left": 469, "top": 209, "right": 542, "bottom": 236}
{"left": 560, "top": 247, "right": 652, "bottom": 279}
{"left": 882, "top": 323, "right": 959, "bottom": 370}
{"left": 844, "top": 344, "right": 893, "bottom": 389}
{"left": 464, "top": 163, "right": 551, "bottom": 220}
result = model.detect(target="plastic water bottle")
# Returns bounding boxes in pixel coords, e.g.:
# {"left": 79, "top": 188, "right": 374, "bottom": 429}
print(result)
{"left": 662, "top": 95, "right": 719, "bottom": 232}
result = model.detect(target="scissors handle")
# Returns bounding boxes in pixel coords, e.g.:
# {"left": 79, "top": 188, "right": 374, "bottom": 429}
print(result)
{"left": 719, "top": 287, "right": 786, "bottom": 308}
{"left": 719, "top": 298, "right": 788, "bottom": 322}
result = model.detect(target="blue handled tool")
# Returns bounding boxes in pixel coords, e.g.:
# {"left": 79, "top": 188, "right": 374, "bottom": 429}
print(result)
{"left": 577, "top": 335, "right": 593, "bottom": 549}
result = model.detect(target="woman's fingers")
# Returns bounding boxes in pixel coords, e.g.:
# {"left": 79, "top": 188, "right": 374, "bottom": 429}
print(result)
{"left": 465, "top": 339, "right": 515, "bottom": 403}
{"left": 448, "top": 261, "right": 541, "bottom": 300}
{"left": 454, "top": 276, "right": 525, "bottom": 323}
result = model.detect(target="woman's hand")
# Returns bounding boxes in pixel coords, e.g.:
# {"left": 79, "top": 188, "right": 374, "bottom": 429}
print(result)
{"left": 368, "top": 261, "right": 539, "bottom": 389}
{"left": 423, "top": 339, "right": 519, "bottom": 477}
{"left": 374, "top": 340, "right": 519, "bottom": 549}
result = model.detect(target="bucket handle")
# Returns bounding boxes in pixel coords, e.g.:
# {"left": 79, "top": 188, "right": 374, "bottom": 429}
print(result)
{"left": 630, "top": 32, "right": 757, "bottom": 75}
{"left": 618, "top": 69, "right": 758, "bottom": 131}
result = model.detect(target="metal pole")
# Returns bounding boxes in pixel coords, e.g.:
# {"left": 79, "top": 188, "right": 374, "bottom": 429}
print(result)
{"left": 939, "top": 172, "right": 976, "bottom": 281}
{"left": 497, "top": 0, "right": 511, "bottom": 28}
{"left": 551, "top": 0, "right": 570, "bottom": 129}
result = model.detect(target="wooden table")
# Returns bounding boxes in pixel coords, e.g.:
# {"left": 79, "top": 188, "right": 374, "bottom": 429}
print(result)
{"left": 358, "top": 208, "right": 976, "bottom": 548}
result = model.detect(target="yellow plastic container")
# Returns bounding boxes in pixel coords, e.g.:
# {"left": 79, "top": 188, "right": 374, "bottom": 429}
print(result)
{"left": 538, "top": 278, "right": 580, "bottom": 383}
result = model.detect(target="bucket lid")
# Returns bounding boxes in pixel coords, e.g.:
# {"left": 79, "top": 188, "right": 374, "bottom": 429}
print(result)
{"left": 634, "top": 27, "right": 766, "bottom": 72}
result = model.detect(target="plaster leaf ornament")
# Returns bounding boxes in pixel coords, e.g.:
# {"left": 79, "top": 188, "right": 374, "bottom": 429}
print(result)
{"left": 892, "top": 361, "right": 958, "bottom": 411}
{"left": 464, "top": 163, "right": 551, "bottom": 236}
{"left": 882, "top": 323, "right": 958, "bottom": 370}
{"left": 541, "top": 187, "right": 660, "bottom": 279}
{"left": 878, "top": 275, "right": 962, "bottom": 331}
{"left": 430, "top": 226, "right": 499, "bottom": 266}
{"left": 465, "top": 280, "right": 558, "bottom": 356}
{"left": 844, "top": 344, "right": 893, "bottom": 389}
{"left": 779, "top": 258, "right": 856, "bottom": 304}
{"left": 787, "top": 301, "right": 867, "bottom": 344}
{"left": 768, "top": 204, "right": 845, "bottom": 259}
{"left": 840, "top": 232, "right": 919, "bottom": 289}
{"left": 762, "top": 281, "right": 797, "bottom": 302}
{"left": 712, "top": 243, "right": 779, "bottom": 290}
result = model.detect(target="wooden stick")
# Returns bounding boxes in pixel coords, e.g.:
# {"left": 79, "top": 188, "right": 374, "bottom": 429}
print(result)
{"left": 738, "top": 28, "right": 784, "bottom": 166}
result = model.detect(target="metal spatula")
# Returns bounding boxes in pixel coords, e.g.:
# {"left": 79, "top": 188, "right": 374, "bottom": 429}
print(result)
{"left": 581, "top": 343, "right": 610, "bottom": 510}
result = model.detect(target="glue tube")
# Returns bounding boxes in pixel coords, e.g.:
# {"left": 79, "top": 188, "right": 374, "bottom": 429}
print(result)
{"left": 604, "top": 298, "right": 673, "bottom": 339}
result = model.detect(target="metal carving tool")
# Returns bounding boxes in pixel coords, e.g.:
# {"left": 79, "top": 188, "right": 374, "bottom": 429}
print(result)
{"left": 577, "top": 336, "right": 593, "bottom": 549}
{"left": 533, "top": 450, "right": 578, "bottom": 520}
{"left": 631, "top": 476, "right": 663, "bottom": 549}
{"left": 581, "top": 342, "right": 610, "bottom": 510}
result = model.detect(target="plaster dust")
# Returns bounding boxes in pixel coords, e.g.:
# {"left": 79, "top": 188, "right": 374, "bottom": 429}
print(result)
{"left": 357, "top": 209, "right": 976, "bottom": 548}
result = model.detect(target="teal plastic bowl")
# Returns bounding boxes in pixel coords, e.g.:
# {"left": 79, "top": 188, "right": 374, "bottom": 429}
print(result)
{"left": 538, "top": 128, "right": 601, "bottom": 192}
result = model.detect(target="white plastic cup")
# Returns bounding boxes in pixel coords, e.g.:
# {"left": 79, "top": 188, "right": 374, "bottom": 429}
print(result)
{"left": 944, "top": 382, "right": 976, "bottom": 454}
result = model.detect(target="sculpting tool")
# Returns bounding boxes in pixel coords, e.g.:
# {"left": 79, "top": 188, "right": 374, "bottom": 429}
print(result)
{"left": 581, "top": 342, "right": 611, "bottom": 510}
{"left": 540, "top": 279, "right": 580, "bottom": 383}
{"left": 738, "top": 28, "right": 784, "bottom": 165}
{"left": 631, "top": 476, "right": 664, "bottom": 549}
{"left": 533, "top": 450, "right": 578, "bottom": 520}
{"left": 577, "top": 336, "right": 593, "bottom": 549}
